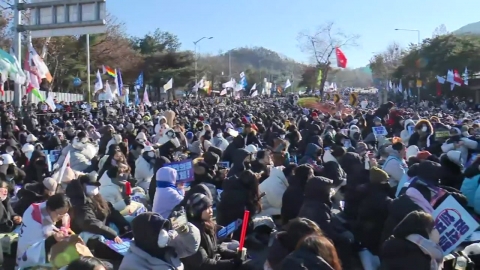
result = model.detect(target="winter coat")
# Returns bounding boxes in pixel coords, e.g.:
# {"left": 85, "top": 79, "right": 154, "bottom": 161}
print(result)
{"left": 181, "top": 222, "right": 238, "bottom": 270}
{"left": 399, "top": 119, "right": 415, "bottom": 143}
{"left": 226, "top": 149, "right": 250, "bottom": 178}
{"left": 441, "top": 137, "right": 478, "bottom": 167}
{"left": 134, "top": 156, "right": 154, "bottom": 193}
{"left": 13, "top": 182, "right": 45, "bottom": 217}
{"left": 258, "top": 167, "right": 288, "bottom": 216}
{"left": 0, "top": 197, "right": 19, "bottom": 233}
{"left": 280, "top": 246, "right": 334, "bottom": 270}
{"left": 98, "top": 172, "right": 128, "bottom": 212}
{"left": 281, "top": 175, "right": 306, "bottom": 226}
{"left": 152, "top": 176, "right": 184, "bottom": 219}
{"left": 56, "top": 138, "right": 98, "bottom": 172}
{"left": 353, "top": 182, "right": 393, "bottom": 255}
{"left": 216, "top": 177, "right": 256, "bottom": 228}
{"left": 210, "top": 136, "right": 229, "bottom": 152}
{"left": 380, "top": 237, "right": 431, "bottom": 270}
{"left": 120, "top": 223, "right": 201, "bottom": 270}
{"left": 66, "top": 179, "right": 129, "bottom": 240}
{"left": 382, "top": 153, "right": 408, "bottom": 187}
{"left": 380, "top": 195, "right": 424, "bottom": 245}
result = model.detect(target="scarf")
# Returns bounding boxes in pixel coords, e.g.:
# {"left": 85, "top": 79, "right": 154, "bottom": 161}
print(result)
{"left": 156, "top": 181, "right": 183, "bottom": 196}
{"left": 406, "top": 234, "right": 443, "bottom": 270}
{"left": 406, "top": 187, "right": 434, "bottom": 214}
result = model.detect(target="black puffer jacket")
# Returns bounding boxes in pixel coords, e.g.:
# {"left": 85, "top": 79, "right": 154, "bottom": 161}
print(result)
{"left": 181, "top": 221, "right": 238, "bottom": 270}
{"left": 66, "top": 179, "right": 129, "bottom": 240}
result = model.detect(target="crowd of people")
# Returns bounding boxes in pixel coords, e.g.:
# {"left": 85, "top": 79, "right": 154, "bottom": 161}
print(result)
{"left": 0, "top": 95, "right": 478, "bottom": 269}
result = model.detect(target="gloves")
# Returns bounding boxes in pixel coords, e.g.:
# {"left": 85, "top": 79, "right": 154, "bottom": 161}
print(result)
{"left": 124, "top": 197, "right": 131, "bottom": 206}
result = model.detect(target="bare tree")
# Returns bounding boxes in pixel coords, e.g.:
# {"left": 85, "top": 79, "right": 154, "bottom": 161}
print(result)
{"left": 369, "top": 42, "right": 404, "bottom": 101}
{"left": 432, "top": 24, "right": 449, "bottom": 38}
{"left": 297, "top": 22, "right": 359, "bottom": 95}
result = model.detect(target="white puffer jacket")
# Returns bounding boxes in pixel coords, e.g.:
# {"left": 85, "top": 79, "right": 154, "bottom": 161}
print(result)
{"left": 258, "top": 167, "right": 288, "bottom": 216}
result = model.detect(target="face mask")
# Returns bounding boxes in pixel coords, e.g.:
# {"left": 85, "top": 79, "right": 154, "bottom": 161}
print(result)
{"left": 85, "top": 186, "right": 99, "bottom": 196}
{"left": 0, "top": 194, "right": 6, "bottom": 201}
{"left": 6, "top": 151, "right": 13, "bottom": 156}
{"left": 216, "top": 133, "right": 222, "bottom": 138}
{"left": 421, "top": 126, "right": 427, "bottom": 132}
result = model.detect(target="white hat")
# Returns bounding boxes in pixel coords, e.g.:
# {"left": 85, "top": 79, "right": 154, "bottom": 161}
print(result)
{"left": 245, "top": 145, "right": 258, "bottom": 154}
{"left": 1, "top": 154, "right": 14, "bottom": 165}
{"left": 144, "top": 145, "right": 154, "bottom": 152}
{"left": 21, "top": 144, "right": 34, "bottom": 154}
{"left": 406, "top": 145, "right": 419, "bottom": 159}
{"left": 26, "top": 134, "right": 38, "bottom": 143}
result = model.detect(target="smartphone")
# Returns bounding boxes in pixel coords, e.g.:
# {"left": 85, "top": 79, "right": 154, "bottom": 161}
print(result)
{"left": 170, "top": 210, "right": 188, "bottom": 231}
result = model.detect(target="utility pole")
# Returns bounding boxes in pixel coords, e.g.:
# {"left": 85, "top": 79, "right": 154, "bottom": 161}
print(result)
{"left": 193, "top": 36, "right": 213, "bottom": 87}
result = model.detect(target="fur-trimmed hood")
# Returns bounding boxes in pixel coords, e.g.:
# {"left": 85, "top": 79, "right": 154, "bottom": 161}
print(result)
{"left": 414, "top": 119, "right": 434, "bottom": 136}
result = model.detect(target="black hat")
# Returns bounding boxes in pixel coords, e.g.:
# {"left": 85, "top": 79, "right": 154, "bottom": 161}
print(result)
{"left": 187, "top": 193, "right": 212, "bottom": 218}
{"left": 78, "top": 173, "right": 100, "bottom": 187}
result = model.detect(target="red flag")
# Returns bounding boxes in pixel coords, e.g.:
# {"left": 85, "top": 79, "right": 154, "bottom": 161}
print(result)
{"left": 436, "top": 82, "right": 442, "bottom": 96}
{"left": 335, "top": 47, "right": 347, "bottom": 68}
{"left": 453, "top": 70, "right": 463, "bottom": 85}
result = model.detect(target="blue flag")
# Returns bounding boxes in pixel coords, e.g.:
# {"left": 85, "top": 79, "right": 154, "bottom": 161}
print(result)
{"left": 135, "top": 72, "right": 144, "bottom": 87}
{"left": 117, "top": 69, "right": 123, "bottom": 97}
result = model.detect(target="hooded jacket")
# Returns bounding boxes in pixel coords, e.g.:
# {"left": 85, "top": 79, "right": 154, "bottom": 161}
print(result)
{"left": 400, "top": 119, "right": 415, "bottom": 142}
{"left": 134, "top": 155, "right": 154, "bottom": 193}
{"left": 226, "top": 149, "right": 250, "bottom": 178}
{"left": 98, "top": 172, "right": 128, "bottom": 212}
{"left": 66, "top": 179, "right": 129, "bottom": 239}
{"left": 56, "top": 137, "right": 98, "bottom": 172}
{"left": 152, "top": 169, "right": 184, "bottom": 218}
{"left": 258, "top": 167, "right": 288, "bottom": 216}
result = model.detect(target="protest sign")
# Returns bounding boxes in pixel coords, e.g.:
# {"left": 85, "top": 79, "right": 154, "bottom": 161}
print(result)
{"left": 435, "top": 130, "right": 450, "bottom": 139}
{"left": 217, "top": 219, "right": 243, "bottom": 238}
{"left": 218, "top": 161, "right": 230, "bottom": 168}
{"left": 407, "top": 125, "right": 415, "bottom": 135}
{"left": 103, "top": 239, "right": 131, "bottom": 256}
{"left": 433, "top": 195, "right": 479, "bottom": 255}
{"left": 164, "top": 159, "right": 194, "bottom": 182}
{"left": 372, "top": 126, "right": 388, "bottom": 136}
{"left": 466, "top": 153, "right": 479, "bottom": 168}
{"left": 50, "top": 150, "right": 61, "bottom": 163}
{"left": 406, "top": 178, "right": 447, "bottom": 206}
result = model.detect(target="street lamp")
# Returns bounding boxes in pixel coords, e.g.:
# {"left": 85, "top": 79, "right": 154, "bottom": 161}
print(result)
{"left": 394, "top": 28, "right": 421, "bottom": 45}
{"left": 395, "top": 28, "right": 421, "bottom": 103}
{"left": 194, "top": 36, "right": 213, "bottom": 86}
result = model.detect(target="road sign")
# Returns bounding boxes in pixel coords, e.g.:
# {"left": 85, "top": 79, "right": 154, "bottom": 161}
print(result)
{"left": 333, "top": 94, "right": 340, "bottom": 103}
{"left": 349, "top": 92, "right": 358, "bottom": 106}
{"left": 21, "top": 0, "right": 107, "bottom": 38}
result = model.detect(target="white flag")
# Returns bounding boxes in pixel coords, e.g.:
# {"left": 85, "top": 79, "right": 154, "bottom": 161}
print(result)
{"left": 105, "top": 81, "right": 114, "bottom": 101}
{"left": 94, "top": 70, "right": 103, "bottom": 92}
{"left": 143, "top": 86, "right": 151, "bottom": 106}
{"left": 222, "top": 79, "right": 235, "bottom": 88}
{"left": 46, "top": 93, "right": 56, "bottom": 111}
{"left": 285, "top": 79, "right": 291, "bottom": 89}
{"left": 446, "top": 70, "right": 454, "bottom": 84}
{"left": 251, "top": 90, "right": 258, "bottom": 97}
{"left": 164, "top": 78, "right": 173, "bottom": 91}
{"left": 250, "top": 83, "right": 256, "bottom": 91}
{"left": 240, "top": 72, "right": 245, "bottom": 78}
{"left": 28, "top": 42, "right": 52, "bottom": 82}
{"left": 220, "top": 89, "right": 227, "bottom": 96}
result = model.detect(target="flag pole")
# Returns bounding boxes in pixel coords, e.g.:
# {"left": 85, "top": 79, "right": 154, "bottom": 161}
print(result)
{"left": 86, "top": 34, "right": 91, "bottom": 103}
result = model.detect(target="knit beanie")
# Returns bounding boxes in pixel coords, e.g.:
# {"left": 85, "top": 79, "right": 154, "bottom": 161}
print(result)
{"left": 187, "top": 193, "right": 212, "bottom": 219}
{"left": 370, "top": 167, "right": 389, "bottom": 184}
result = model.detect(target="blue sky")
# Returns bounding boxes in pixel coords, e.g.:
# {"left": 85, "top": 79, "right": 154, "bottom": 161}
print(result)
{"left": 108, "top": 0, "right": 480, "bottom": 68}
